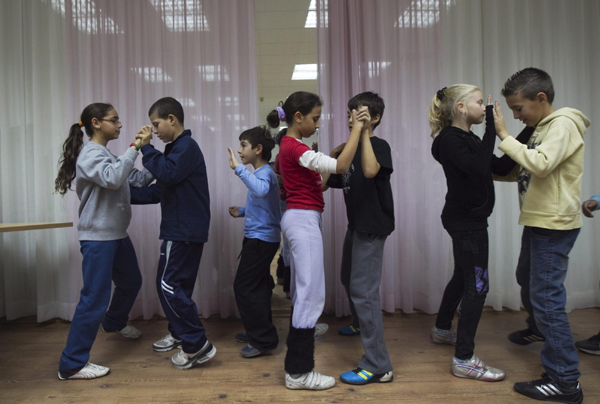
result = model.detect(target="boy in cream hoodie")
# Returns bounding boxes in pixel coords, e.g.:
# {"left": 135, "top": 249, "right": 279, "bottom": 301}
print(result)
{"left": 493, "top": 67, "right": 589, "bottom": 404}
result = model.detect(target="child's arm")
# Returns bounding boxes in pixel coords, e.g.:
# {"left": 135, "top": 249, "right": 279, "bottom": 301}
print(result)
{"left": 128, "top": 168, "right": 155, "bottom": 187}
{"left": 493, "top": 102, "right": 580, "bottom": 178}
{"left": 228, "top": 206, "right": 245, "bottom": 218}
{"left": 130, "top": 183, "right": 161, "bottom": 204}
{"left": 491, "top": 126, "right": 534, "bottom": 176}
{"left": 227, "top": 147, "right": 271, "bottom": 198}
{"left": 360, "top": 132, "right": 380, "bottom": 179}
{"left": 321, "top": 143, "right": 346, "bottom": 191}
{"left": 582, "top": 193, "right": 600, "bottom": 218}
{"left": 77, "top": 147, "right": 138, "bottom": 190}
{"left": 141, "top": 138, "right": 200, "bottom": 185}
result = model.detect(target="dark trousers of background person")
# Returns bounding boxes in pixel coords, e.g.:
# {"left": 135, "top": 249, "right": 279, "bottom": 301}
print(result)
{"left": 234, "top": 237, "right": 280, "bottom": 351}
{"left": 157, "top": 240, "right": 207, "bottom": 354}
{"left": 435, "top": 229, "right": 489, "bottom": 360}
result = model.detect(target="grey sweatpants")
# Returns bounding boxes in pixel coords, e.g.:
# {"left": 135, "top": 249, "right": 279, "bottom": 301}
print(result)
{"left": 341, "top": 228, "right": 392, "bottom": 374}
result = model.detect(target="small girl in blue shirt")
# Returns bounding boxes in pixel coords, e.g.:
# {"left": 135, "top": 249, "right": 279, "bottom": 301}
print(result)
{"left": 227, "top": 126, "right": 281, "bottom": 358}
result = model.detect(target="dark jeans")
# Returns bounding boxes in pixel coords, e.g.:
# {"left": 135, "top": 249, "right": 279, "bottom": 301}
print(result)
{"left": 518, "top": 226, "right": 581, "bottom": 383}
{"left": 435, "top": 229, "right": 489, "bottom": 360}
{"left": 234, "top": 237, "right": 280, "bottom": 351}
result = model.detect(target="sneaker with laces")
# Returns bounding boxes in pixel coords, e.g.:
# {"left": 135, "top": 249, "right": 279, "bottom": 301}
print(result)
{"left": 153, "top": 333, "right": 182, "bottom": 352}
{"left": 285, "top": 371, "right": 335, "bottom": 390}
{"left": 574, "top": 332, "right": 600, "bottom": 355}
{"left": 171, "top": 340, "right": 216, "bottom": 370}
{"left": 58, "top": 362, "right": 109, "bottom": 380}
{"left": 514, "top": 373, "right": 583, "bottom": 404}
{"left": 314, "top": 323, "right": 329, "bottom": 337}
{"left": 340, "top": 367, "right": 393, "bottom": 385}
{"left": 508, "top": 328, "right": 545, "bottom": 345}
{"left": 240, "top": 344, "right": 269, "bottom": 358}
{"left": 101, "top": 324, "right": 142, "bottom": 339}
{"left": 430, "top": 325, "right": 457, "bottom": 345}
{"left": 451, "top": 355, "right": 505, "bottom": 382}
{"left": 338, "top": 324, "right": 360, "bottom": 336}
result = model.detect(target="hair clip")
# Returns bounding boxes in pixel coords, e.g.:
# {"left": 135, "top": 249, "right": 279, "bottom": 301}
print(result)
{"left": 436, "top": 87, "right": 447, "bottom": 101}
{"left": 275, "top": 106, "right": 286, "bottom": 121}
{"left": 78, "top": 120, "right": 84, "bottom": 127}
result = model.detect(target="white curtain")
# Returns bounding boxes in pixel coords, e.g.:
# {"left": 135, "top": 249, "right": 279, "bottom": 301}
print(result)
{"left": 0, "top": 0, "right": 256, "bottom": 321}
{"left": 317, "top": 0, "right": 600, "bottom": 316}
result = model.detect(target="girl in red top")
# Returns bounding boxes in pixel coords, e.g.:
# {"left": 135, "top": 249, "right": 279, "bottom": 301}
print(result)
{"left": 267, "top": 91, "right": 368, "bottom": 390}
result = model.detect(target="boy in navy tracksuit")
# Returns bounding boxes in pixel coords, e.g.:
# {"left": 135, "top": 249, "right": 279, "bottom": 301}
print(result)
{"left": 130, "top": 97, "right": 214, "bottom": 370}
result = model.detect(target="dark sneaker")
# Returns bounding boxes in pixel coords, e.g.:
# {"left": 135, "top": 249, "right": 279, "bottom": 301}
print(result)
{"left": 340, "top": 368, "right": 393, "bottom": 385}
{"left": 574, "top": 332, "right": 600, "bottom": 355}
{"left": 338, "top": 324, "right": 360, "bottom": 336}
{"left": 514, "top": 373, "right": 583, "bottom": 404}
{"left": 508, "top": 328, "right": 545, "bottom": 345}
{"left": 235, "top": 332, "right": 249, "bottom": 343}
{"left": 240, "top": 344, "right": 270, "bottom": 358}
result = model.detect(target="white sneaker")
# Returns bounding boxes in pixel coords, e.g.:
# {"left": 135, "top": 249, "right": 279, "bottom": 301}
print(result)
{"left": 451, "top": 355, "right": 505, "bottom": 382}
{"left": 285, "top": 371, "right": 336, "bottom": 390}
{"left": 101, "top": 324, "right": 141, "bottom": 339}
{"left": 58, "top": 362, "right": 109, "bottom": 380}
{"left": 314, "top": 323, "right": 329, "bottom": 338}
{"left": 153, "top": 333, "right": 182, "bottom": 352}
{"left": 171, "top": 340, "right": 217, "bottom": 370}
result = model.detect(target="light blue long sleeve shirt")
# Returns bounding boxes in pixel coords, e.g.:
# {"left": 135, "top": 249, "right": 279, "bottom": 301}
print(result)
{"left": 235, "top": 164, "right": 281, "bottom": 243}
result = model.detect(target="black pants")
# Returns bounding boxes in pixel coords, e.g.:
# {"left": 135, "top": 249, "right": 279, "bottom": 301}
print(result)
{"left": 435, "top": 229, "right": 489, "bottom": 360}
{"left": 234, "top": 237, "right": 280, "bottom": 351}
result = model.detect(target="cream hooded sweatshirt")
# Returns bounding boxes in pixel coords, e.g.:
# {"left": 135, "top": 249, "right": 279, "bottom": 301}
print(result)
{"left": 497, "top": 108, "right": 590, "bottom": 230}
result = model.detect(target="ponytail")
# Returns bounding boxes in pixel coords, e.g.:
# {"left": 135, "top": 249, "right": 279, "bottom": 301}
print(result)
{"left": 266, "top": 91, "right": 322, "bottom": 129}
{"left": 428, "top": 84, "right": 479, "bottom": 138}
{"left": 54, "top": 102, "right": 114, "bottom": 195}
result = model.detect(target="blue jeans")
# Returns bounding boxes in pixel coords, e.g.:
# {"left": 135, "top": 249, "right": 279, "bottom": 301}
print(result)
{"left": 524, "top": 226, "right": 581, "bottom": 383}
{"left": 59, "top": 237, "right": 142, "bottom": 373}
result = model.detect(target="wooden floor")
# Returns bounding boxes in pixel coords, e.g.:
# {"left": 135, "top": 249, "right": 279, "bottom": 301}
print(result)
{"left": 0, "top": 304, "right": 599, "bottom": 403}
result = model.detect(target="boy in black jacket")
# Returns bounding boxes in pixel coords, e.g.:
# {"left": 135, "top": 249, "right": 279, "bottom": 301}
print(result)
{"left": 131, "top": 97, "right": 214, "bottom": 370}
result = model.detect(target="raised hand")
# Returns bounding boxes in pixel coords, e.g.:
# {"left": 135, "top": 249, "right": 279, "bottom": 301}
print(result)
{"left": 582, "top": 199, "right": 599, "bottom": 218}
{"left": 228, "top": 206, "right": 240, "bottom": 218}
{"left": 493, "top": 101, "right": 509, "bottom": 140}
{"left": 227, "top": 147, "right": 239, "bottom": 170}
{"left": 487, "top": 95, "right": 492, "bottom": 106}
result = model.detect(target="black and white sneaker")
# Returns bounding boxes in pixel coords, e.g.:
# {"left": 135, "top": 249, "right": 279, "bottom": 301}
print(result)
{"left": 514, "top": 374, "right": 583, "bottom": 404}
{"left": 574, "top": 332, "right": 600, "bottom": 355}
{"left": 508, "top": 328, "right": 545, "bottom": 345}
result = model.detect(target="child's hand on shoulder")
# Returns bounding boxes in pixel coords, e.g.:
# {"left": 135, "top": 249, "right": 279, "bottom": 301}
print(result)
{"left": 227, "top": 147, "right": 239, "bottom": 170}
{"left": 228, "top": 206, "right": 240, "bottom": 218}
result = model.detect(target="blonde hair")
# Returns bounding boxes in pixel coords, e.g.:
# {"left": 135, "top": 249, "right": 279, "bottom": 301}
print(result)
{"left": 428, "top": 84, "right": 480, "bottom": 138}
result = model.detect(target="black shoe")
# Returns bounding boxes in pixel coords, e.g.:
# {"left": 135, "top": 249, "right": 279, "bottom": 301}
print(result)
{"left": 235, "top": 332, "right": 249, "bottom": 343}
{"left": 514, "top": 374, "right": 583, "bottom": 404}
{"left": 575, "top": 332, "right": 600, "bottom": 355}
{"left": 508, "top": 328, "right": 545, "bottom": 345}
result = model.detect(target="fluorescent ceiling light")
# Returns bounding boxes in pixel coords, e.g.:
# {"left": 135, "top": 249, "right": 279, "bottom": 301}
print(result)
{"left": 51, "top": 0, "right": 123, "bottom": 34}
{"left": 150, "top": 0, "right": 209, "bottom": 32}
{"left": 292, "top": 64, "right": 318, "bottom": 80}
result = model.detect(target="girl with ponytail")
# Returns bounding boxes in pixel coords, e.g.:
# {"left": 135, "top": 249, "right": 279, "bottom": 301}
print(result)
{"left": 428, "top": 85, "right": 518, "bottom": 382}
{"left": 56, "top": 103, "right": 154, "bottom": 380}
{"left": 266, "top": 91, "right": 369, "bottom": 390}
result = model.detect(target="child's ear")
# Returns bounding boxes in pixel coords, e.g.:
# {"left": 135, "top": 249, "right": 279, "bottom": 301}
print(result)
{"left": 168, "top": 114, "right": 176, "bottom": 126}
{"left": 536, "top": 92, "right": 548, "bottom": 104}
{"left": 293, "top": 111, "right": 303, "bottom": 124}
{"left": 371, "top": 114, "right": 381, "bottom": 126}
{"left": 255, "top": 144, "right": 263, "bottom": 155}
